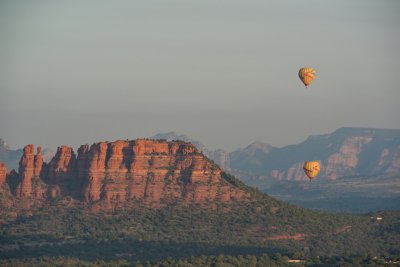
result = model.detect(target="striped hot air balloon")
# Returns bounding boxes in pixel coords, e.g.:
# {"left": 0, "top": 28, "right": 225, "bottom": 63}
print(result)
{"left": 298, "top": 67, "right": 316, "bottom": 87}
{"left": 303, "top": 161, "right": 320, "bottom": 180}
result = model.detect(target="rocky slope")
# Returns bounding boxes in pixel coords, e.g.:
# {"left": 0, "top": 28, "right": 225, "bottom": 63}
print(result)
{"left": 0, "top": 139, "right": 248, "bottom": 211}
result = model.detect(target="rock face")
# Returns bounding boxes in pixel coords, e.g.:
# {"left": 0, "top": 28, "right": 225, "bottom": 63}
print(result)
{"left": 0, "top": 161, "right": 6, "bottom": 185}
{"left": 2, "top": 139, "right": 248, "bottom": 210}
{"left": 47, "top": 145, "right": 77, "bottom": 198}
{"left": 78, "top": 139, "right": 246, "bottom": 206}
{"left": 15, "top": 145, "right": 44, "bottom": 198}
{"left": 34, "top": 146, "right": 43, "bottom": 177}
{"left": 10, "top": 144, "right": 46, "bottom": 199}
{"left": 323, "top": 136, "right": 373, "bottom": 179}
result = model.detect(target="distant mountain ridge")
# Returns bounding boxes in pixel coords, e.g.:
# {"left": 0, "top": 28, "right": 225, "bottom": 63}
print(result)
{"left": 230, "top": 127, "right": 400, "bottom": 183}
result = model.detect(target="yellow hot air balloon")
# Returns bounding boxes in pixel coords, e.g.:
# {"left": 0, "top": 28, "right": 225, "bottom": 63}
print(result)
{"left": 298, "top": 67, "right": 316, "bottom": 87}
{"left": 303, "top": 161, "right": 320, "bottom": 180}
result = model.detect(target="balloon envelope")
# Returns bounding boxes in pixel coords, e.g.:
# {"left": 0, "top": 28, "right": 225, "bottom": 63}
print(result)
{"left": 298, "top": 67, "right": 316, "bottom": 87}
{"left": 303, "top": 161, "right": 320, "bottom": 180}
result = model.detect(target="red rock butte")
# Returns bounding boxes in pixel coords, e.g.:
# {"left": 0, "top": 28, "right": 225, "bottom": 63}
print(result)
{"left": 0, "top": 139, "right": 249, "bottom": 210}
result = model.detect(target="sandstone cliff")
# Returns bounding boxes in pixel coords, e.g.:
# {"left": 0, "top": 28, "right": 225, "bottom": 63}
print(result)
{"left": 0, "top": 161, "right": 6, "bottom": 186}
{"left": 77, "top": 139, "right": 246, "bottom": 206}
{"left": 47, "top": 145, "right": 77, "bottom": 198}
{"left": 2, "top": 139, "right": 248, "bottom": 210}
{"left": 14, "top": 145, "right": 46, "bottom": 198}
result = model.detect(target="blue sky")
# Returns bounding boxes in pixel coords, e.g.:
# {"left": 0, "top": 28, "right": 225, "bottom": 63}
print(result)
{"left": 1, "top": 0, "right": 399, "bottom": 151}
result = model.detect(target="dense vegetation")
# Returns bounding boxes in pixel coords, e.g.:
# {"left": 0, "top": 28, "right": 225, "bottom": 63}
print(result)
{"left": 1, "top": 253, "right": 400, "bottom": 266}
{"left": 1, "top": 172, "right": 399, "bottom": 264}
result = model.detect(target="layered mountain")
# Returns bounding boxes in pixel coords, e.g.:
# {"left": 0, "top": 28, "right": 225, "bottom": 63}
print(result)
{"left": 0, "top": 139, "right": 248, "bottom": 212}
{"left": 227, "top": 127, "right": 400, "bottom": 186}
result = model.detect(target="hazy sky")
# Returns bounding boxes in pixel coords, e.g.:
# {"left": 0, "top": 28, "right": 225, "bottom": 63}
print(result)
{"left": 1, "top": 0, "right": 399, "bottom": 151}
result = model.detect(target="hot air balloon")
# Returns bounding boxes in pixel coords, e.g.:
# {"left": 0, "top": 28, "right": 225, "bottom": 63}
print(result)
{"left": 298, "top": 67, "right": 316, "bottom": 87}
{"left": 303, "top": 161, "right": 320, "bottom": 180}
